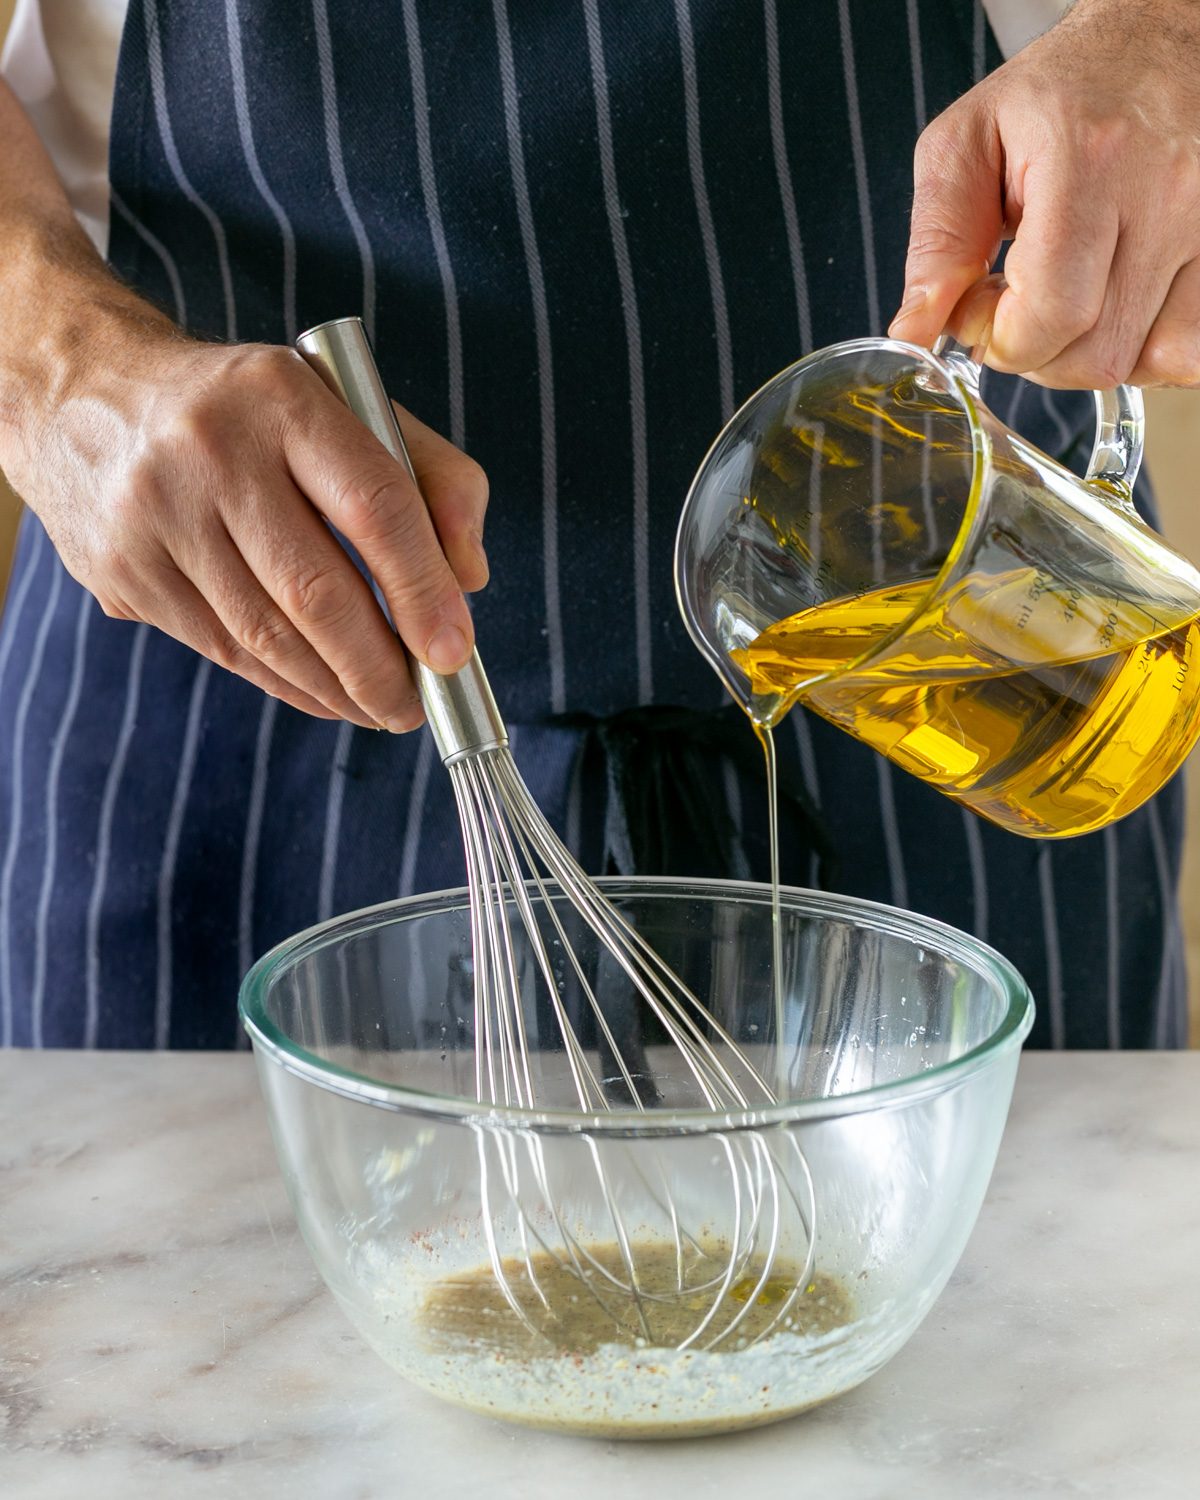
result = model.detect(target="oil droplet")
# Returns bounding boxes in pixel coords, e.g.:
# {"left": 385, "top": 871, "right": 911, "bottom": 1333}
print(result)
{"left": 729, "top": 1275, "right": 795, "bottom": 1308}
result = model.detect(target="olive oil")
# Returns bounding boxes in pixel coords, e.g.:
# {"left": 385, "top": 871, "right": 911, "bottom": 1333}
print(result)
{"left": 753, "top": 722, "right": 787, "bottom": 1080}
{"left": 733, "top": 572, "right": 1200, "bottom": 837}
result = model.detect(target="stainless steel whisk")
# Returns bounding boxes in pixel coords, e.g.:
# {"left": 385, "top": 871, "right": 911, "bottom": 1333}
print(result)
{"left": 297, "top": 317, "right": 815, "bottom": 1352}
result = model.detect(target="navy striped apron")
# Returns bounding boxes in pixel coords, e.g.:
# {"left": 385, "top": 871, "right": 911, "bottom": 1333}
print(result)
{"left": 0, "top": 0, "right": 1186, "bottom": 1050}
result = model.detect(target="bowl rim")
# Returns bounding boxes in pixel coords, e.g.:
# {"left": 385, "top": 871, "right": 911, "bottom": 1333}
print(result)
{"left": 238, "top": 876, "right": 1035, "bottom": 1132}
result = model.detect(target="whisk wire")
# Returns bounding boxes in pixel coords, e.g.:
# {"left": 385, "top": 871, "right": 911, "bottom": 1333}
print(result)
{"left": 497, "top": 764, "right": 788, "bottom": 1101}
{"left": 456, "top": 746, "right": 820, "bottom": 1352}
{"left": 495, "top": 756, "right": 744, "bottom": 1106}
{"left": 295, "top": 316, "right": 819, "bottom": 1359}
{"left": 474, "top": 755, "right": 624, "bottom": 1110}
{"left": 453, "top": 768, "right": 524, "bottom": 1106}
{"left": 459, "top": 758, "right": 540, "bottom": 1108}
{"left": 488, "top": 761, "right": 648, "bottom": 1111}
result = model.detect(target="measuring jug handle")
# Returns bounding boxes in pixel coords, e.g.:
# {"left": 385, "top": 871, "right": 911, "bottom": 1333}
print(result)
{"left": 1086, "top": 385, "right": 1145, "bottom": 510}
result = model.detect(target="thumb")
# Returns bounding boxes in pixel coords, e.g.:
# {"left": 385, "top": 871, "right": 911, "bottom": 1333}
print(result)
{"left": 889, "top": 107, "right": 1006, "bottom": 348}
{"left": 946, "top": 272, "right": 1008, "bottom": 354}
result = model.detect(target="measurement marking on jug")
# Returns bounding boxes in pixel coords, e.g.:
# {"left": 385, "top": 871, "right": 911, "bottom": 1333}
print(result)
{"left": 1016, "top": 569, "right": 1054, "bottom": 631}
{"left": 1174, "top": 637, "right": 1192, "bottom": 693}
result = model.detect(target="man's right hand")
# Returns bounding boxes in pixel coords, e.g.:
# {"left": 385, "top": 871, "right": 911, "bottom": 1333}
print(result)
{"left": 0, "top": 81, "right": 486, "bottom": 733}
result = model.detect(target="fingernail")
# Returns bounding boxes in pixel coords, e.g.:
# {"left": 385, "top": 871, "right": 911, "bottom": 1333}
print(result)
{"left": 889, "top": 286, "right": 926, "bottom": 334}
{"left": 383, "top": 701, "right": 423, "bottom": 733}
{"left": 957, "top": 303, "right": 995, "bottom": 352}
{"left": 426, "top": 623, "right": 471, "bottom": 673}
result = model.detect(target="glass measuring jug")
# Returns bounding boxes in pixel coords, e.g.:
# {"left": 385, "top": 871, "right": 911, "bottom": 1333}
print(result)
{"left": 675, "top": 339, "right": 1200, "bottom": 837}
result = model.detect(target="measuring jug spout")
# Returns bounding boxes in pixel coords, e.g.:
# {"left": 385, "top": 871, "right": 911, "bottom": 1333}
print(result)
{"left": 675, "top": 337, "right": 1200, "bottom": 838}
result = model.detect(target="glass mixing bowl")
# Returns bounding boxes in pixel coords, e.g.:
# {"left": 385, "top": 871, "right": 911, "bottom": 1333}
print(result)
{"left": 240, "top": 878, "right": 1033, "bottom": 1439}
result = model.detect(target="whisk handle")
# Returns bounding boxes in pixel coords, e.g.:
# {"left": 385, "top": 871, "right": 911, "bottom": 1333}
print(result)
{"left": 295, "top": 316, "right": 507, "bottom": 763}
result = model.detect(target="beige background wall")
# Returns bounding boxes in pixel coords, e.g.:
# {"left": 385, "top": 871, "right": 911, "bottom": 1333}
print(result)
{"left": 1147, "top": 394, "right": 1200, "bottom": 1043}
{"left": 1, "top": 1, "right": 1198, "bottom": 1038}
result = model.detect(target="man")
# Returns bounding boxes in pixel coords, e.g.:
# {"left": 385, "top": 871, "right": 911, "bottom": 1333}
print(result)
{"left": 0, "top": 0, "right": 1195, "bottom": 1049}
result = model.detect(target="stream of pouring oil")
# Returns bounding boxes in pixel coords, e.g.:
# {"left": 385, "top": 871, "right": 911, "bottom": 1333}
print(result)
{"left": 752, "top": 724, "right": 787, "bottom": 1091}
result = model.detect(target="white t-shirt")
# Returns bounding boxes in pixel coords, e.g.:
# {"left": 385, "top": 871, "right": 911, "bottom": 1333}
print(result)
{"left": 2, "top": 0, "right": 127, "bottom": 251}
{"left": 1, "top": 0, "right": 1072, "bottom": 256}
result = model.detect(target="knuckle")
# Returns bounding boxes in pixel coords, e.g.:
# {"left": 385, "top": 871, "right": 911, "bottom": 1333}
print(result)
{"left": 335, "top": 662, "right": 394, "bottom": 713}
{"left": 229, "top": 342, "right": 302, "bottom": 400}
{"left": 237, "top": 607, "right": 296, "bottom": 662}
{"left": 388, "top": 558, "right": 460, "bottom": 620}
{"left": 912, "top": 128, "right": 935, "bottom": 170}
{"left": 92, "top": 536, "right": 126, "bottom": 578}
{"left": 276, "top": 557, "right": 356, "bottom": 627}
{"left": 905, "top": 222, "right": 979, "bottom": 266}
{"left": 904, "top": 184, "right": 988, "bottom": 271}
{"left": 913, "top": 116, "right": 954, "bottom": 170}
{"left": 1085, "top": 339, "right": 1137, "bottom": 389}
{"left": 1139, "top": 329, "right": 1199, "bottom": 385}
{"left": 1004, "top": 289, "right": 1097, "bottom": 358}
{"left": 429, "top": 457, "right": 491, "bottom": 533}
{"left": 205, "top": 631, "right": 244, "bottom": 674}
{"left": 97, "top": 593, "right": 134, "bottom": 622}
{"left": 109, "top": 467, "right": 160, "bottom": 528}
{"left": 1076, "top": 115, "right": 1131, "bottom": 172}
{"left": 333, "top": 467, "right": 411, "bottom": 539}
{"left": 242, "top": 346, "right": 310, "bottom": 418}
{"left": 150, "top": 409, "right": 234, "bottom": 480}
{"left": 244, "top": 342, "right": 297, "bottom": 382}
{"left": 342, "top": 666, "right": 422, "bottom": 728}
{"left": 335, "top": 663, "right": 386, "bottom": 707}
{"left": 419, "top": 451, "right": 491, "bottom": 533}
{"left": 209, "top": 633, "right": 272, "bottom": 687}
{"left": 93, "top": 540, "right": 140, "bottom": 596}
{"left": 1035, "top": 290, "right": 1101, "bottom": 345}
{"left": 911, "top": 107, "right": 985, "bottom": 193}
{"left": 1091, "top": 359, "right": 1128, "bottom": 389}
{"left": 160, "top": 346, "right": 301, "bottom": 453}
{"left": 1163, "top": 143, "right": 1200, "bottom": 201}
{"left": 1058, "top": 347, "right": 1129, "bottom": 390}
{"left": 160, "top": 399, "right": 225, "bottom": 456}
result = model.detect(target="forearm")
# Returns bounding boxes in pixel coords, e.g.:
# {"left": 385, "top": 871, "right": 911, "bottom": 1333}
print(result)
{"left": 0, "top": 79, "right": 175, "bottom": 468}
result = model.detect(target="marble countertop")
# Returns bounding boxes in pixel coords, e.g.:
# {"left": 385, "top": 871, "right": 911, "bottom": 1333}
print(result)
{"left": 2, "top": 1052, "right": 1198, "bottom": 1499}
